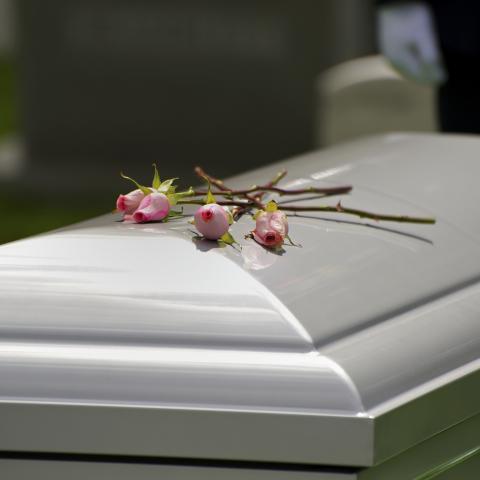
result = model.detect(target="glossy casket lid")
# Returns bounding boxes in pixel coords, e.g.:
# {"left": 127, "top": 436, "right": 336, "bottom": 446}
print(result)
{"left": 0, "top": 133, "right": 479, "bottom": 466}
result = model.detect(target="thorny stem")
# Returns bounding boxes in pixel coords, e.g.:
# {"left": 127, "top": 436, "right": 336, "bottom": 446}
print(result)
{"left": 194, "top": 165, "right": 253, "bottom": 217}
{"left": 194, "top": 166, "right": 229, "bottom": 192}
{"left": 267, "top": 169, "right": 288, "bottom": 188}
{"left": 194, "top": 165, "right": 263, "bottom": 210}
{"left": 255, "top": 169, "right": 287, "bottom": 201}
{"left": 178, "top": 199, "right": 249, "bottom": 207}
{"left": 279, "top": 202, "right": 436, "bottom": 224}
{"left": 177, "top": 199, "right": 435, "bottom": 224}
{"left": 192, "top": 184, "right": 352, "bottom": 197}
{"left": 231, "top": 169, "right": 287, "bottom": 219}
{"left": 193, "top": 166, "right": 350, "bottom": 198}
{"left": 193, "top": 166, "right": 352, "bottom": 219}
{"left": 189, "top": 166, "right": 436, "bottom": 225}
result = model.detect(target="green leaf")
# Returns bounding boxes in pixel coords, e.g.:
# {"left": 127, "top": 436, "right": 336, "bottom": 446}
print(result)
{"left": 205, "top": 188, "right": 216, "bottom": 204}
{"left": 168, "top": 187, "right": 194, "bottom": 206}
{"left": 219, "top": 231, "right": 237, "bottom": 245}
{"left": 120, "top": 172, "right": 151, "bottom": 196}
{"left": 252, "top": 210, "right": 262, "bottom": 220}
{"left": 265, "top": 200, "right": 278, "bottom": 212}
{"left": 158, "top": 178, "right": 178, "bottom": 194}
{"left": 201, "top": 176, "right": 216, "bottom": 204}
{"left": 152, "top": 163, "right": 161, "bottom": 189}
{"left": 285, "top": 234, "right": 300, "bottom": 247}
{"left": 168, "top": 208, "right": 184, "bottom": 218}
{"left": 225, "top": 208, "right": 234, "bottom": 225}
{"left": 178, "top": 186, "right": 194, "bottom": 198}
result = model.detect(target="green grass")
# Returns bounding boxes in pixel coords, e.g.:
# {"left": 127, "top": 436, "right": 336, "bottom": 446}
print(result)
{"left": 0, "top": 56, "right": 109, "bottom": 244}
{"left": 0, "top": 56, "right": 17, "bottom": 138}
{"left": 0, "top": 193, "right": 106, "bottom": 245}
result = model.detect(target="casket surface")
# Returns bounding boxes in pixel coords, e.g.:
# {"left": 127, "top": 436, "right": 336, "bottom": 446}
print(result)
{"left": 0, "top": 133, "right": 479, "bottom": 478}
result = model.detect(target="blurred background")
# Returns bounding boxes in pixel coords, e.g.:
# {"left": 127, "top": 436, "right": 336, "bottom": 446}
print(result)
{"left": 0, "top": 0, "right": 439, "bottom": 244}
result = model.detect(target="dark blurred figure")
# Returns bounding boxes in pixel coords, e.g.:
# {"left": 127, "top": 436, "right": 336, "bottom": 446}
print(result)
{"left": 377, "top": 0, "right": 480, "bottom": 134}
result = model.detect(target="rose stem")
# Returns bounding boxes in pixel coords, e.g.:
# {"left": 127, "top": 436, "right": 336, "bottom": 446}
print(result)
{"left": 231, "top": 169, "right": 288, "bottom": 219}
{"left": 194, "top": 166, "right": 264, "bottom": 209}
{"left": 178, "top": 199, "right": 250, "bottom": 207}
{"left": 193, "top": 184, "right": 352, "bottom": 197}
{"left": 194, "top": 166, "right": 230, "bottom": 192}
{"left": 193, "top": 166, "right": 351, "bottom": 198}
{"left": 192, "top": 166, "right": 254, "bottom": 219}
{"left": 279, "top": 203, "right": 436, "bottom": 224}
{"left": 178, "top": 199, "right": 435, "bottom": 224}
{"left": 190, "top": 166, "right": 434, "bottom": 224}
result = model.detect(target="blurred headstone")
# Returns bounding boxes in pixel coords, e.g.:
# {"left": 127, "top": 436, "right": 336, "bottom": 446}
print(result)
{"left": 316, "top": 55, "right": 436, "bottom": 147}
{"left": 17, "top": 0, "right": 374, "bottom": 192}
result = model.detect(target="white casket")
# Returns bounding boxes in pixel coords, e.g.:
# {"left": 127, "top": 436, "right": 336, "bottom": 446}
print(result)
{"left": 0, "top": 133, "right": 478, "bottom": 479}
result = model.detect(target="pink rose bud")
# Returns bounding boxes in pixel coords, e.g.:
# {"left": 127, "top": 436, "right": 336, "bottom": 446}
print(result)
{"left": 252, "top": 210, "right": 288, "bottom": 248}
{"left": 116, "top": 189, "right": 146, "bottom": 214}
{"left": 132, "top": 192, "right": 170, "bottom": 223}
{"left": 194, "top": 204, "right": 230, "bottom": 240}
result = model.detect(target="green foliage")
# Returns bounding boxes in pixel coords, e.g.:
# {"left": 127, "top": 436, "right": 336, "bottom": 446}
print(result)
{"left": 157, "top": 178, "right": 178, "bottom": 194}
{"left": 219, "top": 231, "right": 237, "bottom": 246}
{"left": 265, "top": 200, "right": 278, "bottom": 212}
{"left": 0, "top": 193, "right": 103, "bottom": 245}
{"left": 0, "top": 56, "right": 17, "bottom": 138}
{"left": 167, "top": 209, "right": 184, "bottom": 218}
{"left": 151, "top": 163, "right": 161, "bottom": 190}
{"left": 200, "top": 176, "right": 216, "bottom": 204}
{"left": 120, "top": 172, "right": 151, "bottom": 196}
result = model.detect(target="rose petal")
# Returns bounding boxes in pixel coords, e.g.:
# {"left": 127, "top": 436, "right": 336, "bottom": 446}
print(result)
{"left": 116, "top": 189, "right": 147, "bottom": 215}
{"left": 252, "top": 229, "right": 284, "bottom": 247}
{"left": 132, "top": 192, "right": 170, "bottom": 223}
{"left": 194, "top": 204, "right": 230, "bottom": 240}
{"left": 270, "top": 211, "right": 289, "bottom": 236}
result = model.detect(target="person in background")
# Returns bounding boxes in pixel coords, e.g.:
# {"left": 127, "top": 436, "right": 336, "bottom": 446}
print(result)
{"left": 377, "top": 0, "right": 480, "bottom": 134}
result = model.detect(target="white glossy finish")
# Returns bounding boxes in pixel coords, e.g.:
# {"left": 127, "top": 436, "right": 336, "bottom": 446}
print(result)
{"left": 0, "top": 343, "right": 361, "bottom": 414}
{"left": 228, "top": 133, "right": 480, "bottom": 347}
{"left": 0, "top": 133, "right": 479, "bottom": 466}
{"left": 323, "top": 282, "right": 480, "bottom": 412}
{"left": 0, "top": 230, "right": 312, "bottom": 352}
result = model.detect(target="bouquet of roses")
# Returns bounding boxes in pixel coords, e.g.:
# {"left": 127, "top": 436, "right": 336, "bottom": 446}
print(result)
{"left": 116, "top": 164, "right": 435, "bottom": 250}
